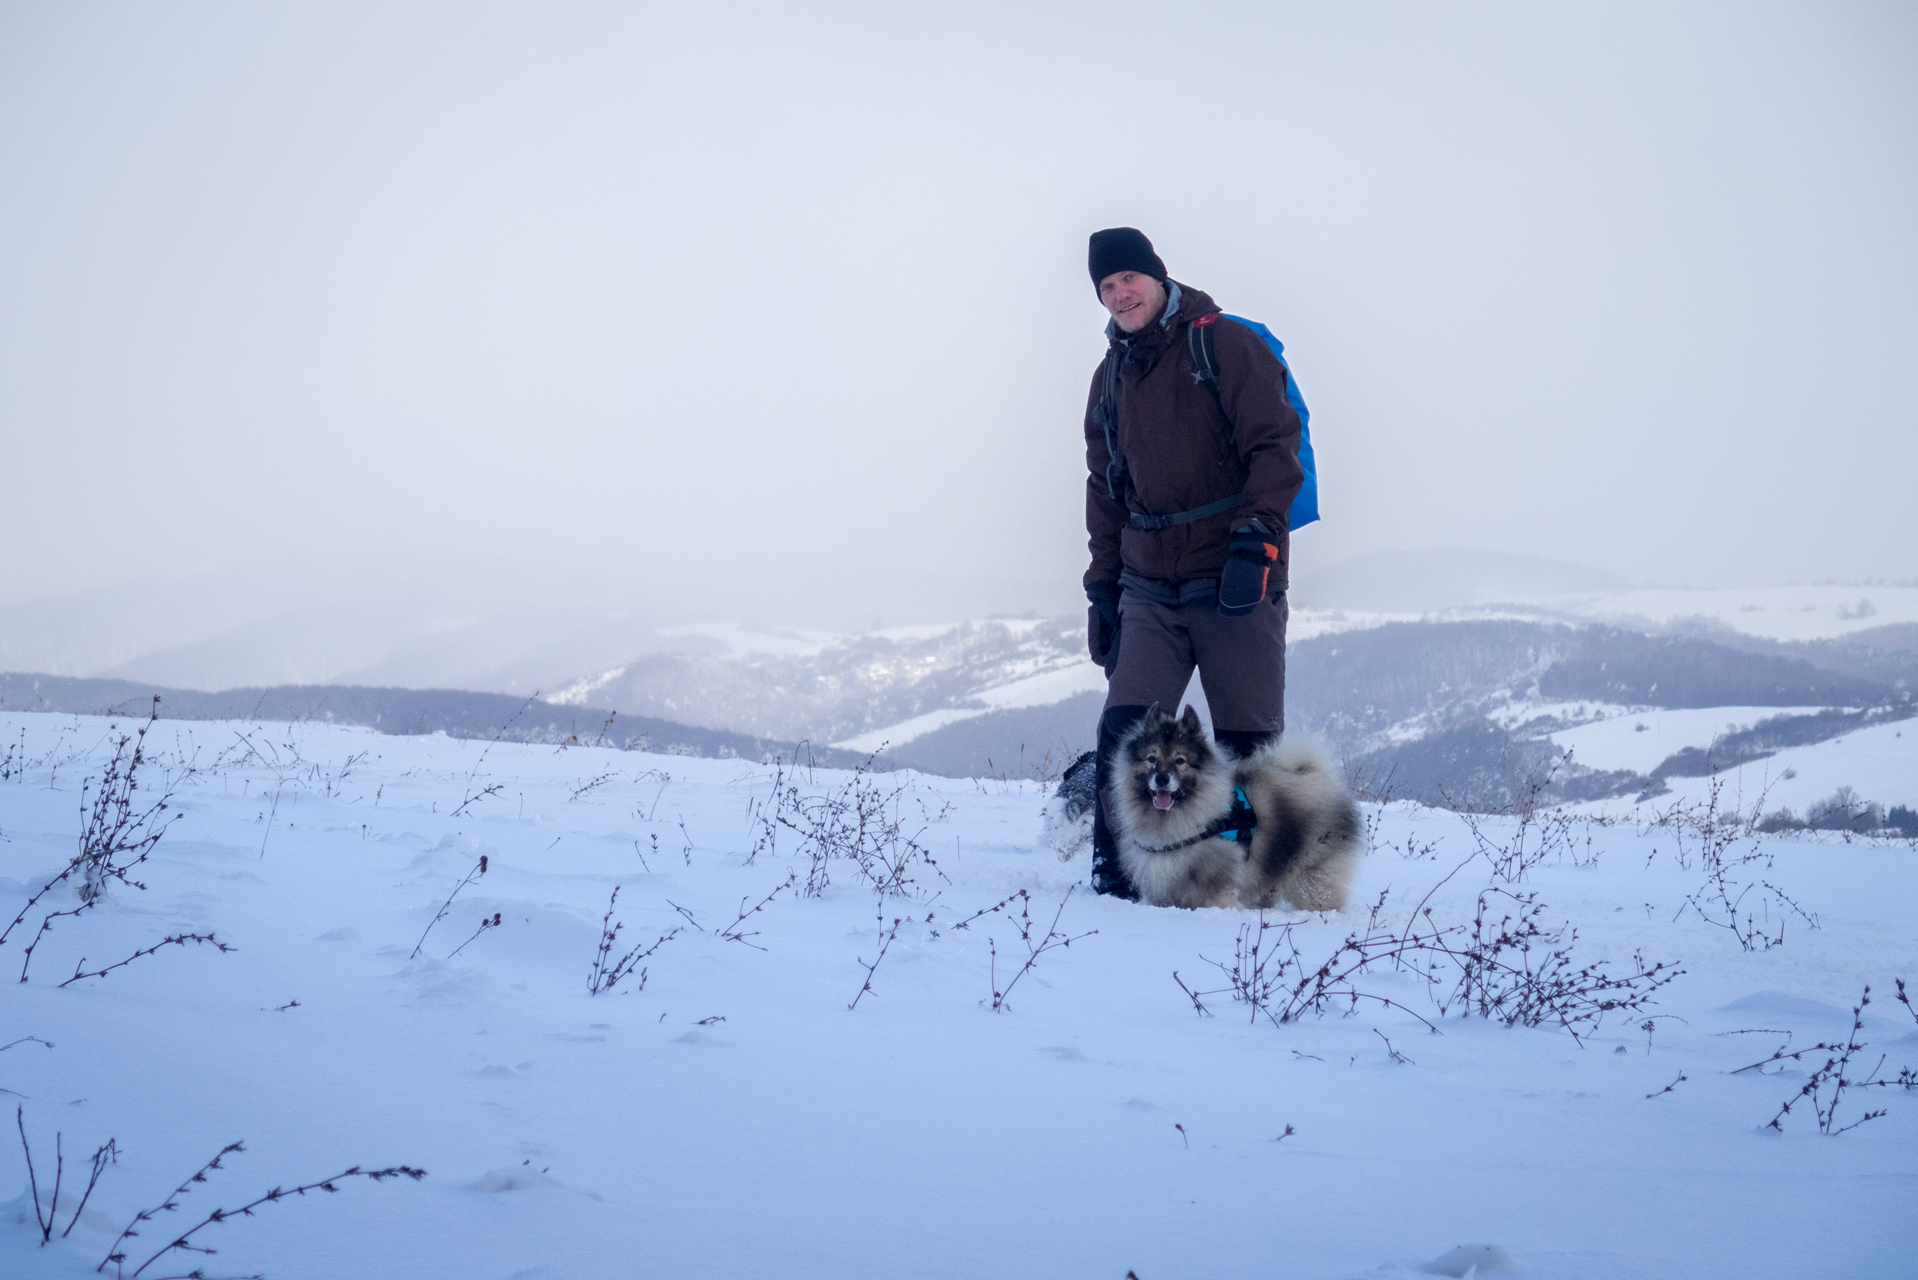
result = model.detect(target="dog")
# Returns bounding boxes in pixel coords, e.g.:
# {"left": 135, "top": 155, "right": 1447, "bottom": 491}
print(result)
{"left": 1106, "top": 704, "right": 1361, "bottom": 911}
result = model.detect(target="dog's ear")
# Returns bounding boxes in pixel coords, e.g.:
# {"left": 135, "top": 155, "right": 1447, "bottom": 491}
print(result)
{"left": 1143, "top": 701, "right": 1163, "bottom": 725}
{"left": 1179, "top": 705, "right": 1203, "bottom": 734}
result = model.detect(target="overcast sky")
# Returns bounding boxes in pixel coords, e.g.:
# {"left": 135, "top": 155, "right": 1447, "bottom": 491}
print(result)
{"left": 3, "top": 1, "right": 1914, "bottom": 631}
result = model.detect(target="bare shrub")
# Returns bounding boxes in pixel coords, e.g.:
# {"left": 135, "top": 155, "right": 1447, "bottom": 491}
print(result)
{"left": 1175, "top": 902, "right": 1443, "bottom": 1031}
{"left": 1437, "top": 888, "right": 1682, "bottom": 1040}
{"left": 984, "top": 885, "right": 1095, "bottom": 1012}
{"left": 2, "top": 701, "right": 182, "bottom": 983}
{"left": 753, "top": 754, "right": 949, "bottom": 898}
{"left": 1448, "top": 752, "right": 1594, "bottom": 880}
{"left": 1677, "top": 869, "right": 1817, "bottom": 952}
{"left": 586, "top": 886, "right": 680, "bottom": 995}
{"left": 1751, "top": 986, "right": 1915, "bottom": 1135}
{"left": 1656, "top": 774, "right": 1819, "bottom": 952}
{"left": 1175, "top": 884, "right": 1681, "bottom": 1044}
{"left": 1, "top": 725, "right": 26, "bottom": 781}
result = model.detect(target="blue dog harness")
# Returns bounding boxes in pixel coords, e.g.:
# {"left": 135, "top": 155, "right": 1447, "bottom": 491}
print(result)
{"left": 1134, "top": 786, "right": 1259, "bottom": 855}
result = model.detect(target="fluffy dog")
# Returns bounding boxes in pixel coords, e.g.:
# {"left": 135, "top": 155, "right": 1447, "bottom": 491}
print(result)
{"left": 1107, "top": 705, "right": 1361, "bottom": 911}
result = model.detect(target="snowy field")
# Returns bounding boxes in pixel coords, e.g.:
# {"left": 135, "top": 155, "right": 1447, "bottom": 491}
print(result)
{"left": 3, "top": 710, "right": 1915, "bottom": 1280}
{"left": 1583, "top": 717, "right": 1918, "bottom": 822}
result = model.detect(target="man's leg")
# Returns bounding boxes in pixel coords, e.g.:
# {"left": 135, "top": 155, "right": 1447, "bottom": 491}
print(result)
{"left": 1090, "top": 705, "right": 1149, "bottom": 898}
{"left": 1090, "top": 595, "right": 1198, "bottom": 899}
{"left": 1192, "top": 592, "right": 1288, "bottom": 749}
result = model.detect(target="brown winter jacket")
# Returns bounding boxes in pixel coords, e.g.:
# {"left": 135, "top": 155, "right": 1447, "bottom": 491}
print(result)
{"left": 1082, "top": 281, "right": 1305, "bottom": 593}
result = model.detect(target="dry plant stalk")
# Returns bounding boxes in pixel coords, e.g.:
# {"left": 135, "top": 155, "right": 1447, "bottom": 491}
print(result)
{"left": 750, "top": 754, "right": 949, "bottom": 898}
{"left": 586, "top": 886, "right": 680, "bottom": 995}
{"left": 15, "top": 1107, "right": 119, "bottom": 1245}
{"left": 95, "top": 1137, "right": 426, "bottom": 1279}
{"left": 987, "top": 885, "right": 1096, "bottom": 1012}
{"left": 1176, "top": 885, "right": 1681, "bottom": 1045}
{"left": 2, "top": 700, "right": 181, "bottom": 983}
{"left": 411, "top": 856, "right": 487, "bottom": 959}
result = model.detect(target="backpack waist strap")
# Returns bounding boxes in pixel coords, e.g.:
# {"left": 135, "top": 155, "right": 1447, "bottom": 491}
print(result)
{"left": 1128, "top": 493, "right": 1245, "bottom": 531}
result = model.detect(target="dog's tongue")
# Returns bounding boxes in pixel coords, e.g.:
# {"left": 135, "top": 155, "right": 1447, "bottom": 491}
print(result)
{"left": 1152, "top": 791, "right": 1175, "bottom": 811}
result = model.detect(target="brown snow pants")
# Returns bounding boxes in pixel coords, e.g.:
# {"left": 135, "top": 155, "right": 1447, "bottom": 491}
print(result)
{"left": 1102, "top": 590, "right": 1288, "bottom": 734}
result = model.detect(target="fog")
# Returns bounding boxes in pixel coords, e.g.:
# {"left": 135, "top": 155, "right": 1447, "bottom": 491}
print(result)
{"left": 4, "top": 2, "right": 1914, "bottom": 664}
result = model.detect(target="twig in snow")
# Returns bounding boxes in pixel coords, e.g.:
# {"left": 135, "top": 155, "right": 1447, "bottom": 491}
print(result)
{"left": 987, "top": 884, "right": 1096, "bottom": 1012}
{"left": 17, "top": 1109, "right": 121, "bottom": 1245}
{"left": 1, "top": 1035, "right": 54, "bottom": 1053}
{"left": 98, "top": 1141, "right": 426, "bottom": 1279}
{"left": 1374, "top": 1028, "right": 1414, "bottom": 1065}
{"left": 1645, "top": 1072, "right": 1687, "bottom": 1099}
{"left": 257, "top": 782, "right": 284, "bottom": 858}
{"left": 451, "top": 695, "right": 537, "bottom": 817}
{"left": 1171, "top": 970, "right": 1212, "bottom": 1017}
{"left": 718, "top": 872, "right": 797, "bottom": 950}
{"left": 446, "top": 913, "right": 501, "bottom": 960}
{"left": 410, "top": 856, "right": 486, "bottom": 959}
{"left": 16, "top": 1109, "right": 119, "bottom": 1245}
{"left": 97, "top": 1140, "right": 244, "bottom": 1275}
{"left": 848, "top": 914, "right": 902, "bottom": 1011}
{"left": 61, "top": 933, "right": 235, "bottom": 987}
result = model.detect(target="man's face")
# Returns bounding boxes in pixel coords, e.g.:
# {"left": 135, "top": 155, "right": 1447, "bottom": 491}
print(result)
{"left": 1098, "top": 270, "right": 1167, "bottom": 334}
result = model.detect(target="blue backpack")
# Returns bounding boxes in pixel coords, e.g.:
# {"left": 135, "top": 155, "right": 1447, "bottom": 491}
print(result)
{"left": 1193, "top": 314, "right": 1318, "bottom": 531}
{"left": 1095, "top": 312, "right": 1319, "bottom": 532}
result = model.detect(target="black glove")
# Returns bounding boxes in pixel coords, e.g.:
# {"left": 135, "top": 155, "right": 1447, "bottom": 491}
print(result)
{"left": 1217, "top": 529, "right": 1278, "bottom": 617}
{"left": 1086, "top": 581, "right": 1121, "bottom": 672}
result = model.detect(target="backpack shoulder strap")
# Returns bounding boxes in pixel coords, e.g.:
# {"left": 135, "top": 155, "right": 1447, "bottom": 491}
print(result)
{"left": 1188, "top": 314, "right": 1221, "bottom": 393}
{"left": 1094, "top": 347, "right": 1127, "bottom": 501}
{"left": 1187, "top": 315, "right": 1245, "bottom": 484}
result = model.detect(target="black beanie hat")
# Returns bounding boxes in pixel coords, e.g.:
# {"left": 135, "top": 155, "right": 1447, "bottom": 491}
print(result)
{"left": 1088, "top": 227, "right": 1167, "bottom": 289}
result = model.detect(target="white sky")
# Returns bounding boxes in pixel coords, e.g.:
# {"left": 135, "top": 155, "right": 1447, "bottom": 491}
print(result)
{"left": 3, "top": 1, "right": 1914, "bottom": 632}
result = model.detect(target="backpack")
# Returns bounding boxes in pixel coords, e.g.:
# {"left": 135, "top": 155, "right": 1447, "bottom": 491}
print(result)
{"left": 1094, "top": 313, "right": 1319, "bottom": 532}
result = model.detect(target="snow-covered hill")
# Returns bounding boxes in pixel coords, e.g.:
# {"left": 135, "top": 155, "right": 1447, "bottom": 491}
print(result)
{"left": 2, "top": 709, "right": 1914, "bottom": 1279}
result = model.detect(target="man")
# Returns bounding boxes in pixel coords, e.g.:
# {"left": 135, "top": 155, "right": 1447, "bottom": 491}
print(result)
{"left": 1082, "top": 227, "right": 1305, "bottom": 899}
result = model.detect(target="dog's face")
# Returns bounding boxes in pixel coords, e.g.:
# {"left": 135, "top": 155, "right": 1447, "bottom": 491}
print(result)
{"left": 1122, "top": 705, "right": 1217, "bottom": 818}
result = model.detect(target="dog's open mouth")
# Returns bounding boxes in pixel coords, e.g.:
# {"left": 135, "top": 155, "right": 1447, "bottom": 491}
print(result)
{"left": 1151, "top": 790, "right": 1176, "bottom": 811}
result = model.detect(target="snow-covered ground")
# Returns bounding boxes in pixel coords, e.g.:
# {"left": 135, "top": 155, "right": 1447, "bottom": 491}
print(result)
{"left": 1588, "top": 717, "right": 1918, "bottom": 820}
{"left": 1551, "top": 585, "right": 1918, "bottom": 643}
{"left": 3, "top": 711, "right": 1915, "bottom": 1280}
{"left": 1546, "top": 707, "right": 1830, "bottom": 775}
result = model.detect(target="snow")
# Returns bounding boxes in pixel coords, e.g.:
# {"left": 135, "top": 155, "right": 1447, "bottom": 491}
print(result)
{"left": 1287, "top": 606, "right": 1426, "bottom": 643}
{"left": 3, "top": 710, "right": 1915, "bottom": 1280}
{"left": 834, "top": 660, "right": 1108, "bottom": 752}
{"left": 1555, "top": 586, "right": 1918, "bottom": 643}
{"left": 1548, "top": 707, "right": 1830, "bottom": 775}
{"left": 833, "top": 707, "right": 990, "bottom": 753}
{"left": 1605, "top": 717, "right": 1918, "bottom": 817}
